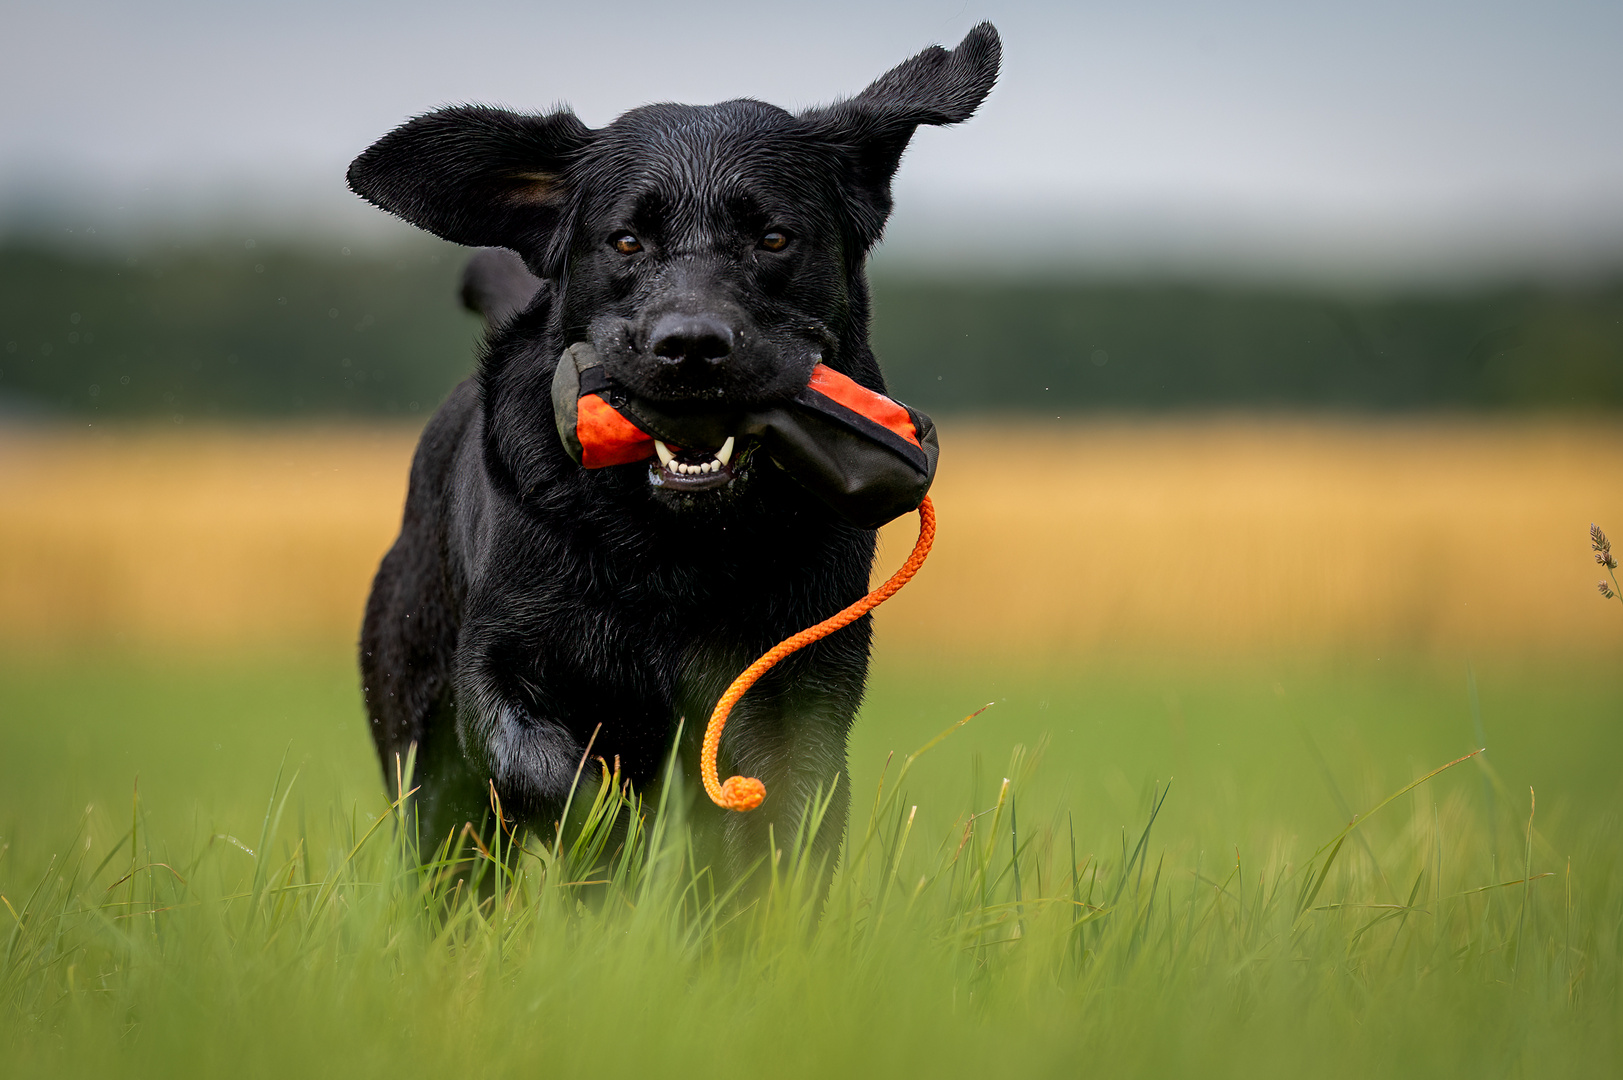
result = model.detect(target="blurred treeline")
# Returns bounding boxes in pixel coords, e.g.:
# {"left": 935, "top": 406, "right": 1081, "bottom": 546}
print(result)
{"left": 2, "top": 238, "right": 1621, "bottom": 419}
{"left": 0, "top": 240, "right": 478, "bottom": 420}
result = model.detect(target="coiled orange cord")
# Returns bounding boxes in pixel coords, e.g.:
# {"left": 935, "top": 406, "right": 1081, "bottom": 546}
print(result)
{"left": 700, "top": 496, "right": 936, "bottom": 811}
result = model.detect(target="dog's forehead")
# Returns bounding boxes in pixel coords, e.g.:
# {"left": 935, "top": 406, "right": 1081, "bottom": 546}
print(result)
{"left": 577, "top": 100, "right": 830, "bottom": 214}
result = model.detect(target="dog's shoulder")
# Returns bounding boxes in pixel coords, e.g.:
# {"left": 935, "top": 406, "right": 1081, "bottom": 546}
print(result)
{"left": 403, "top": 379, "right": 480, "bottom": 512}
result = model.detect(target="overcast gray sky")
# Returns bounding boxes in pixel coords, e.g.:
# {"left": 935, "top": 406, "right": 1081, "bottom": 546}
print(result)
{"left": 4, "top": 0, "right": 1620, "bottom": 278}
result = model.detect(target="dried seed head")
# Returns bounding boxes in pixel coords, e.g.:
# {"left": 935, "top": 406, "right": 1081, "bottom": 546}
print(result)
{"left": 1592, "top": 523, "right": 1611, "bottom": 555}
{"left": 1599, "top": 550, "right": 1620, "bottom": 569}
{"left": 1601, "top": 581, "right": 1617, "bottom": 600}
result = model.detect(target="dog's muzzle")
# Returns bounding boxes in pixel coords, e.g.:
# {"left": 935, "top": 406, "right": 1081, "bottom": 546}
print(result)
{"left": 551, "top": 342, "right": 938, "bottom": 529}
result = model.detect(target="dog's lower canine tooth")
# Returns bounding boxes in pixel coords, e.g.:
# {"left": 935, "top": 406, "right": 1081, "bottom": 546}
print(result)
{"left": 654, "top": 440, "right": 674, "bottom": 467}
{"left": 716, "top": 436, "right": 735, "bottom": 466}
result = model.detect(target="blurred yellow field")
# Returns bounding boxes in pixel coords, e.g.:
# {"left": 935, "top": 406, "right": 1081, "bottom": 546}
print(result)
{"left": 0, "top": 425, "right": 413, "bottom": 650}
{"left": 885, "top": 417, "right": 1623, "bottom": 658}
{"left": 1, "top": 418, "right": 1618, "bottom": 655}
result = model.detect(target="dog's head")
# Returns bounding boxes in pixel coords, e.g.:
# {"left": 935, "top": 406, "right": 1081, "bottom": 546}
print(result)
{"left": 348, "top": 24, "right": 998, "bottom": 507}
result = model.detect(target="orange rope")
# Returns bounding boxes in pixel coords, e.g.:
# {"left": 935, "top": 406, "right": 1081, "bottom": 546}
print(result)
{"left": 700, "top": 496, "right": 936, "bottom": 812}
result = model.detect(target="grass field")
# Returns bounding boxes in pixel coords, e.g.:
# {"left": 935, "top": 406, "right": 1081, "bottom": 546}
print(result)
{"left": 2, "top": 420, "right": 1621, "bottom": 1077}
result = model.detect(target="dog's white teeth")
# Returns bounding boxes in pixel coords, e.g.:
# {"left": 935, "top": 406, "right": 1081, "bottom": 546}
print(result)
{"left": 660, "top": 440, "right": 732, "bottom": 477}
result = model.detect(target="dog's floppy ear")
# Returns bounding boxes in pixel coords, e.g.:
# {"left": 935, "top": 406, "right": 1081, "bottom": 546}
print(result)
{"left": 347, "top": 105, "right": 592, "bottom": 275}
{"left": 805, "top": 22, "right": 1001, "bottom": 247}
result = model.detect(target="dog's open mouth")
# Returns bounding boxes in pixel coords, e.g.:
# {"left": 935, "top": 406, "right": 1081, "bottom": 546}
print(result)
{"left": 648, "top": 436, "right": 745, "bottom": 492}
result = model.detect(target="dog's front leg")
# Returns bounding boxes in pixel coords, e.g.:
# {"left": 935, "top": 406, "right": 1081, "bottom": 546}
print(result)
{"left": 708, "top": 679, "right": 860, "bottom": 898}
{"left": 453, "top": 630, "right": 585, "bottom": 829}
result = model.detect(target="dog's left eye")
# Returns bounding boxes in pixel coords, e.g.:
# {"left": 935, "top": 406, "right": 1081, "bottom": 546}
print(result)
{"left": 759, "top": 231, "right": 790, "bottom": 252}
{"left": 612, "top": 234, "right": 642, "bottom": 254}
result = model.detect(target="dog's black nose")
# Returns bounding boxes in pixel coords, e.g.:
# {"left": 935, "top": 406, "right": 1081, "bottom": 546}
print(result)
{"left": 648, "top": 314, "right": 734, "bottom": 366}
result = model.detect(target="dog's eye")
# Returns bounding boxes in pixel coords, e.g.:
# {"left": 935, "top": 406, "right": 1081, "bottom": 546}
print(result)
{"left": 612, "top": 234, "right": 642, "bottom": 254}
{"left": 759, "top": 231, "right": 790, "bottom": 252}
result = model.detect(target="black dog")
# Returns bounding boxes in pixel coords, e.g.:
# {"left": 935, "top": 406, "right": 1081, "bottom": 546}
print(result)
{"left": 350, "top": 24, "right": 1000, "bottom": 877}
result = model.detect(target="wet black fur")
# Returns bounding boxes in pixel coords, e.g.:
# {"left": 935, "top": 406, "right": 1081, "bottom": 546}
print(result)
{"left": 351, "top": 25, "right": 1000, "bottom": 877}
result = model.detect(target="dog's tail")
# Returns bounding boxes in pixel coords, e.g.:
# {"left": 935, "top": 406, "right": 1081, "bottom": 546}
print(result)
{"left": 460, "top": 247, "right": 543, "bottom": 327}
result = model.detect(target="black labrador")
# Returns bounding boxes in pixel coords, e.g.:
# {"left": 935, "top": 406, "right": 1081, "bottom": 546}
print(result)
{"left": 350, "top": 23, "right": 1000, "bottom": 878}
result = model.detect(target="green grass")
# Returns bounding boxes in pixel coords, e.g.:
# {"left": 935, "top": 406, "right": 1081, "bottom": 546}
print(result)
{"left": 2, "top": 648, "right": 1620, "bottom": 1078}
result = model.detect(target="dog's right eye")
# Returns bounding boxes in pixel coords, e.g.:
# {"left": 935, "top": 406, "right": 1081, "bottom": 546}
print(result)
{"left": 612, "top": 234, "right": 642, "bottom": 254}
